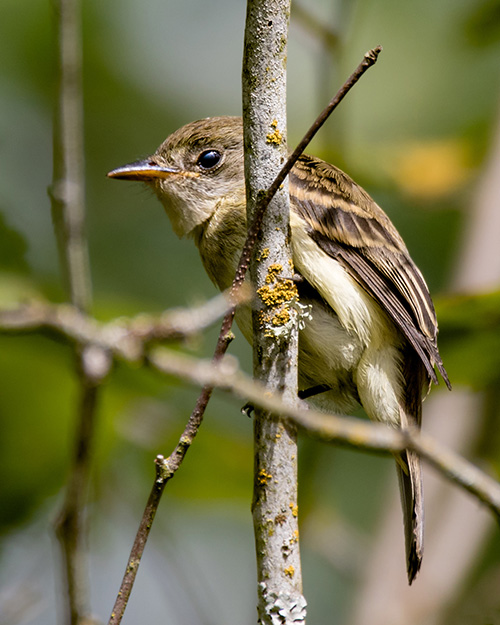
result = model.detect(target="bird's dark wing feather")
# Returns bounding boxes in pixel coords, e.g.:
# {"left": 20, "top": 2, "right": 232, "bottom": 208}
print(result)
{"left": 290, "top": 155, "right": 450, "bottom": 389}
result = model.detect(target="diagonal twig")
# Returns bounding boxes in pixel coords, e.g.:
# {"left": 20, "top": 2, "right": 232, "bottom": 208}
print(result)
{"left": 106, "top": 45, "right": 383, "bottom": 625}
{"left": 147, "top": 347, "right": 500, "bottom": 519}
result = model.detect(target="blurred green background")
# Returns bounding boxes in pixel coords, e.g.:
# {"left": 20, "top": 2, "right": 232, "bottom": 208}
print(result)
{"left": 1, "top": 0, "right": 500, "bottom": 624}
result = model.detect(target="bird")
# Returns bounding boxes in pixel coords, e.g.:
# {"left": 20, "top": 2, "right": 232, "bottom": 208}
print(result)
{"left": 108, "top": 116, "right": 450, "bottom": 584}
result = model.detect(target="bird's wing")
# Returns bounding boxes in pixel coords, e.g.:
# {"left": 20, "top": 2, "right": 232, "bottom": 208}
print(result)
{"left": 290, "top": 155, "right": 450, "bottom": 388}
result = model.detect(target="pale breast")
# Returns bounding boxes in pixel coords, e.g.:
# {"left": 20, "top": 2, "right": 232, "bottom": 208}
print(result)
{"left": 195, "top": 198, "right": 399, "bottom": 415}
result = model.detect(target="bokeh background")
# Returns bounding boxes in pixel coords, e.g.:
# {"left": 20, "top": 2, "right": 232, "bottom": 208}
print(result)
{"left": 1, "top": 0, "right": 500, "bottom": 623}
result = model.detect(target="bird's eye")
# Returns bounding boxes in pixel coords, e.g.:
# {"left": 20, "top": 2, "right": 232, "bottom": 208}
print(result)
{"left": 197, "top": 150, "right": 222, "bottom": 170}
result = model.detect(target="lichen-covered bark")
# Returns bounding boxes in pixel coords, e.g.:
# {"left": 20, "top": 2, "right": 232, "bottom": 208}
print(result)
{"left": 242, "top": 0, "right": 306, "bottom": 622}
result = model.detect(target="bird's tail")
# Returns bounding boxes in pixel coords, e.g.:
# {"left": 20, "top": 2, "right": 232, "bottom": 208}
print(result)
{"left": 396, "top": 449, "right": 424, "bottom": 584}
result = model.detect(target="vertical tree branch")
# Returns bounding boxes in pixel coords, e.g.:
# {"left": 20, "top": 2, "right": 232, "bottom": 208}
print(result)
{"left": 242, "top": 1, "right": 306, "bottom": 622}
{"left": 56, "top": 361, "right": 107, "bottom": 625}
{"left": 50, "top": 1, "right": 105, "bottom": 623}
{"left": 50, "top": 0, "right": 92, "bottom": 312}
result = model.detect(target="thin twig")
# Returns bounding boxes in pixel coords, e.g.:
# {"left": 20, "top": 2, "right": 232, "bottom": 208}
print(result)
{"left": 220, "top": 46, "right": 382, "bottom": 360}
{"left": 3, "top": 302, "right": 499, "bottom": 519}
{"left": 108, "top": 342, "right": 230, "bottom": 625}
{"left": 105, "top": 47, "right": 383, "bottom": 625}
{"left": 233, "top": 45, "right": 382, "bottom": 287}
{"left": 147, "top": 348, "right": 500, "bottom": 518}
{"left": 0, "top": 287, "right": 249, "bottom": 360}
{"left": 108, "top": 462, "right": 166, "bottom": 625}
{"left": 11, "top": 300, "right": 500, "bottom": 522}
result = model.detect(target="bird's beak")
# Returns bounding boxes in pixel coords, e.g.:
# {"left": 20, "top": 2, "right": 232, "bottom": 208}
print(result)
{"left": 107, "top": 159, "right": 179, "bottom": 181}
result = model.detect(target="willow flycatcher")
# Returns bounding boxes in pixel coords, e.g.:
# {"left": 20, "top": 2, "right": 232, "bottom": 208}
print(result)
{"left": 108, "top": 116, "right": 450, "bottom": 583}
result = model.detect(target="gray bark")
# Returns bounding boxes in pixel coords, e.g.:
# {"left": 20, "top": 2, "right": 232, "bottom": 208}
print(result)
{"left": 242, "top": 0, "right": 307, "bottom": 623}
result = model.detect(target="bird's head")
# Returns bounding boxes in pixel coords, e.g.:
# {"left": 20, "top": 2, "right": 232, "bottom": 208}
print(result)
{"left": 108, "top": 116, "right": 245, "bottom": 237}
